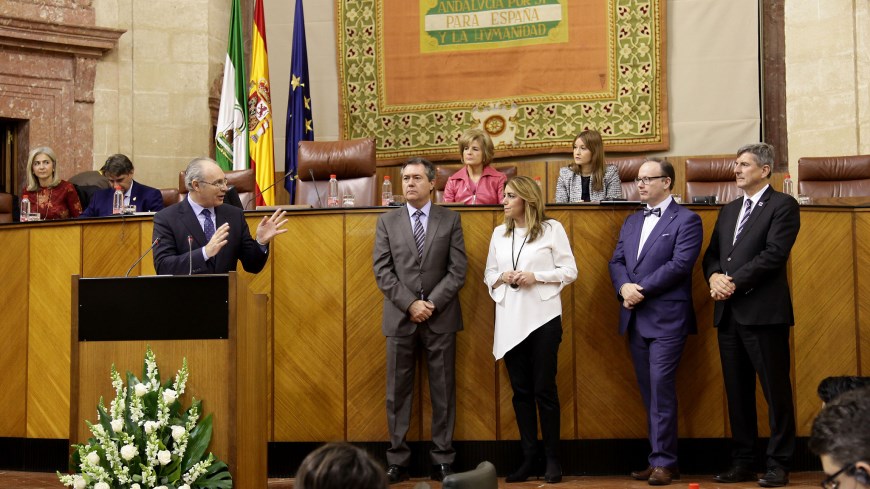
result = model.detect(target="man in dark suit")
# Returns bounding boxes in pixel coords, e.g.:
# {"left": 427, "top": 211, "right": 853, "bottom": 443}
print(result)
{"left": 703, "top": 143, "right": 800, "bottom": 488}
{"left": 372, "top": 157, "right": 467, "bottom": 484}
{"left": 80, "top": 154, "right": 164, "bottom": 217}
{"left": 152, "top": 157, "right": 287, "bottom": 275}
{"left": 609, "top": 158, "right": 703, "bottom": 486}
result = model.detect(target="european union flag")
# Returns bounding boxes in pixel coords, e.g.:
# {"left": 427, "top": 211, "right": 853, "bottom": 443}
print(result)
{"left": 285, "top": 0, "right": 313, "bottom": 202}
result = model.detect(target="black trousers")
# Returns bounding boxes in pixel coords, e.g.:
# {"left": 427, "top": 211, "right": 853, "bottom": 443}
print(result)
{"left": 717, "top": 307, "right": 795, "bottom": 470}
{"left": 504, "top": 316, "right": 562, "bottom": 460}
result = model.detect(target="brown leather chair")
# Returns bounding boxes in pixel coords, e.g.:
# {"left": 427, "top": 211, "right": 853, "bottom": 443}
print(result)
{"left": 0, "top": 192, "right": 13, "bottom": 223}
{"left": 798, "top": 155, "right": 870, "bottom": 198}
{"left": 160, "top": 188, "right": 180, "bottom": 208}
{"left": 685, "top": 157, "right": 740, "bottom": 203}
{"left": 295, "top": 138, "right": 377, "bottom": 207}
{"left": 178, "top": 168, "right": 257, "bottom": 209}
{"left": 607, "top": 157, "right": 646, "bottom": 200}
{"left": 433, "top": 165, "right": 517, "bottom": 203}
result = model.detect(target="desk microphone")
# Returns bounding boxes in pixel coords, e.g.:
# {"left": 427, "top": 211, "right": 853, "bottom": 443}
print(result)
{"left": 308, "top": 168, "right": 324, "bottom": 208}
{"left": 244, "top": 170, "right": 298, "bottom": 210}
{"left": 125, "top": 238, "right": 159, "bottom": 277}
{"left": 187, "top": 235, "right": 193, "bottom": 275}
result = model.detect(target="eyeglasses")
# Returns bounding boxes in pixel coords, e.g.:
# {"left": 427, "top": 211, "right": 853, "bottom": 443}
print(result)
{"left": 634, "top": 176, "right": 669, "bottom": 185}
{"left": 200, "top": 179, "right": 229, "bottom": 189}
{"left": 821, "top": 463, "right": 855, "bottom": 489}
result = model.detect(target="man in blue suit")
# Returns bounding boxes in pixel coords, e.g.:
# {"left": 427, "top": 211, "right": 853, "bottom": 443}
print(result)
{"left": 609, "top": 158, "right": 703, "bottom": 486}
{"left": 80, "top": 154, "right": 164, "bottom": 217}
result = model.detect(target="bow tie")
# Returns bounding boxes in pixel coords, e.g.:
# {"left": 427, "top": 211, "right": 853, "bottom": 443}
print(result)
{"left": 643, "top": 207, "right": 661, "bottom": 217}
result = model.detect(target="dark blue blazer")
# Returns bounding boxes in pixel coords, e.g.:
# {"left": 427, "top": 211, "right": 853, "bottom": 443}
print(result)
{"left": 609, "top": 200, "right": 704, "bottom": 338}
{"left": 80, "top": 181, "right": 164, "bottom": 217}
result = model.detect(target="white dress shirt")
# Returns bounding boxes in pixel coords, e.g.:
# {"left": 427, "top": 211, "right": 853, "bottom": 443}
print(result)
{"left": 733, "top": 184, "right": 769, "bottom": 243}
{"left": 638, "top": 195, "right": 672, "bottom": 258}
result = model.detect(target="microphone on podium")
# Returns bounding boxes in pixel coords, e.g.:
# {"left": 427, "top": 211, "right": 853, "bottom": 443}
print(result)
{"left": 244, "top": 170, "right": 298, "bottom": 210}
{"left": 187, "top": 235, "right": 193, "bottom": 276}
{"left": 125, "top": 238, "right": 160, "bottom": 277}
{"left": 308, "top": 168, "right": 324, "bottom": 208}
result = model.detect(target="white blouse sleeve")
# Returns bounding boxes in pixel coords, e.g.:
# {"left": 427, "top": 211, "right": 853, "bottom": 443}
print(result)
{"left": 533, "top": 221, "right": 578, "bottom": 300}
{"left": 484, "top": 231, "right": 507, "bottom": 304}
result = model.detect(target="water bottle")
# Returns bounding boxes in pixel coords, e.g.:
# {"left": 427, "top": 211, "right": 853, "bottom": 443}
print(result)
{"left": 20, "top": 196, "right": 30, "bottom": 222}
{"left": 112, "top": 185, "right": 124, "bottom": 214}
{"left": 327, "top": 174, "right": 340, "bottom": 208}
{"left": 382, "top": 175, "right": 393, "bottom": 206}
{"left": 782, "top": 173, "right": 794, "bottom": 198}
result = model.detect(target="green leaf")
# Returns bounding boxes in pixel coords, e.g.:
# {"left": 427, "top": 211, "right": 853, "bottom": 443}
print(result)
{"left": 182, "top": 414, "right": 213, "bottom": 469}
{"left": 197, "top": 459, "right": 234, "bottom": 488}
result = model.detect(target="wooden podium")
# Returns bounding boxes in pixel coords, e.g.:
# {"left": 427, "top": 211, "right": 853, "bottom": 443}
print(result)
{"left": 70, "top": 272, "right": 267, "bottom": 488}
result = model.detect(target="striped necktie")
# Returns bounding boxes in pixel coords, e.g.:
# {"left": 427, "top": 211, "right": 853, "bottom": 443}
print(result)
{"left": 734, "top": 198, "right": 752, "bottom": 242}
{"left": 412, "top": 209, "right": 425, "bottom": 258}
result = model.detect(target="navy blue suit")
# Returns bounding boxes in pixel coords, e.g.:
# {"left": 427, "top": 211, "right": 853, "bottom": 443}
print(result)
{"left": 609, "top": 200, "right": 703, "bottom": 469}
{"left": 80, "top": 181, "right": 164, "bottom": 217}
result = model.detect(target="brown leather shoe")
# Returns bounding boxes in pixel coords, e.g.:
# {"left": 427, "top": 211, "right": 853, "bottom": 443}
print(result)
{"left": 648, "top": 466, "right": 680, "bottom": 486}
{"left": 631, "top": 466, "right": 654, "bottom": 480}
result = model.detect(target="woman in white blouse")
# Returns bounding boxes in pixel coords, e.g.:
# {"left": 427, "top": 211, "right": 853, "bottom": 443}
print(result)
{"left": 484, "top": 176, "right": 578, "bottom": 483}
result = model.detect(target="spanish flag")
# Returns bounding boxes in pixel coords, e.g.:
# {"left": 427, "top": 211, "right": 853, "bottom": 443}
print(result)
{"left": 247, "top": 0, "right": 275, "bottom": 206}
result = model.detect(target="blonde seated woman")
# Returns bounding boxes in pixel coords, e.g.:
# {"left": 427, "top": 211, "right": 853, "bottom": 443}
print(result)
{"left": 442, "top": 128, "right": 507, "bottom": 205}
{"left": 21, "top": 146, "right": 82, "bottom": 220}
{"left": 555, "top": 130, "right": 623, "bottom": 202}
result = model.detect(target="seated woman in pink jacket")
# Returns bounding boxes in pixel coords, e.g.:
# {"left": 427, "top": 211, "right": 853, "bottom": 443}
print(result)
{"left": 443, "top": 128, "right": 506, "bottom": 205}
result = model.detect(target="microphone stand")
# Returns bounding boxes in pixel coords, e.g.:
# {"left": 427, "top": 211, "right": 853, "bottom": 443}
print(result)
{"left": 187, "top": 235, "right": 193, "bottom": 275}
{"left": 125, "top": 238, "right": 160, "bottom": 277}
{"left": 244, "top": 171, "right": 298, "bottom": 210}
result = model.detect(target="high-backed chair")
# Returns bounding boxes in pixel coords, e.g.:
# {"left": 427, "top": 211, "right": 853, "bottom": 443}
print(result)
{"left": 798, "top": 155, "right": 870, "bottom": 198}
{"left": 294, "top": 138, "right": 377, "bottom": 207}
{"left": 685, "top": 157, "right": 740, "bottom": 203}
{"left": 433, "top": 165, "right": 517, "bottom": 203}
{"left": 0, "top": 192, "right": 14, "bottom": 223}
{"left": 608, "top": 156, "right": 646, "bottom": 200}
{"left": 178, "top": 168, "right": 257, "bottom": 209}
{"left": 160, "top": 188, "right": 180, "bottom": 208}
{"left": 441, "top": 461, "right": 497, "bottom": 489}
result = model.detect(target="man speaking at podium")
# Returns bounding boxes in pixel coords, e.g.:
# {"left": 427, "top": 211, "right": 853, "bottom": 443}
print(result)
{"left": 152, "top": 157, "right": 287, "bottom": 275}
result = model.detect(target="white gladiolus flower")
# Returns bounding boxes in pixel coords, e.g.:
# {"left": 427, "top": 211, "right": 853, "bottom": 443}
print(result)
{"left": 162, "top": 388, "right": 177, "bottom": 404}
{"left": 157, "top": 449, "right": 172, "bottom": 465}
{"left": 134, "top": 383, "right": 148, "bottom": 397}
{"left": 120, "top": 444, "right": 138, "bottom": 461}
{"left": 94, "top": 482, "right": 109, "bottom": 489}
{"left": 86, "top": 451, "right": 100, "bottom": 465}
{"left": 171, "top": 425, "right": 186, "bottom": 441}
{"left": 110, "top": 419, "right": 123, "bottom": 433}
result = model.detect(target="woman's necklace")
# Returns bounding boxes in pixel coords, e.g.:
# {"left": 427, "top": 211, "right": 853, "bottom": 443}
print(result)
{"left": 510, "top": 228, "right": 528, "bottom": 289}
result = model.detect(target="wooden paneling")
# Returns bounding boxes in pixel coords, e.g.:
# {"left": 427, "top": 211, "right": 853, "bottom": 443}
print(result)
{"left": 27, "top": 225, "right": 81, "bottom": 438}
{"left": 791, "top": 210, "right": 857, "bottom": 435}
{"left": 139, "top": 220, "right": 156, "bottom": 276}
{"left": 273, "top": 213, "right": 345, "bottom": 441}
{"left": 858, "top": 213, "right": 870, "bottom": 376}
{"left": 82, "top": 221, "right": 140, "bottom": 277}
{"left": 0, "top": 228, "right": 28, "bottom": 437}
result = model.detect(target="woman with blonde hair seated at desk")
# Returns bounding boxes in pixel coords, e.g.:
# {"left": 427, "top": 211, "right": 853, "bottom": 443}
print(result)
{"left": 555, "top": 129, "right": 622, "bottom": 202}
{"left": 21, "top": 146, "right": 82, "bottom": 220}
{"left": 443, "top": 127, "right": 507, "bottom": 205}
{"left": 485, "top": 176, "right": 578, "bottom": 483}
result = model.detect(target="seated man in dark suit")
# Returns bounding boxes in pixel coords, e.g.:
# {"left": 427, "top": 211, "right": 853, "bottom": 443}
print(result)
{"left": 152, "top": 157, "right": 287, "bottom": 275}
{"left": 80, "top": 154, "right": 164, "bottom": 217}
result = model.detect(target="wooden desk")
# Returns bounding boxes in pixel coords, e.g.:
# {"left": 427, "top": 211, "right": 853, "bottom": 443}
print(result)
{"left": 0, "top": 205, "right": 865, "bottom": 445}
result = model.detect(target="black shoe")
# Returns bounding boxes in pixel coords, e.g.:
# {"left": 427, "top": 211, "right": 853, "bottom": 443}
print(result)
{"left": 758, "top": 467, "right": 789, "bottom": 487}
{"left": 505, "top": 457, "right": 539, "bottom": 483}
{"left": 386, "top": 464, "right": 409, "bottom": 484}
{"left": 714, "top": 465, "right": 756, "bottom": 483}
{"left": 544, "top": 459, "right": 562, "bottom": 484}
{"left": 431, "top": 463, "right": 454, "bottom": 482}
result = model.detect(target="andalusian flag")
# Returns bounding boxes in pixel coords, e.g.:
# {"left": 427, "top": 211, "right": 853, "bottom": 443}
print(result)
{"left": 215, "top": 0, "right": 248, "bottom": 172}
{"left": 285, "top": 0, "right": 313, "bottom": 203}
{"left": 248, "top": 0, "right": 275, "bottom": 206}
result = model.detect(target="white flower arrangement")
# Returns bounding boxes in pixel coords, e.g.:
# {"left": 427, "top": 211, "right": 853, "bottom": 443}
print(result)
{"left": 58, "top": 346, "right": 232, "bottom": 488}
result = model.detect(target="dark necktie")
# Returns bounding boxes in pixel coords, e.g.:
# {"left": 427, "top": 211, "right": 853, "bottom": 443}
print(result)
{"left": 202, "top": 208, "right": 215, "bottom": 241}
{"left": 643, "top": 207, "right": 661, "bottom": 217}
{"left": 412, "top": 209, "right": 425, "bottom": 258}
{"left": 734, "top": 198, "right": 753, "bottom": 242}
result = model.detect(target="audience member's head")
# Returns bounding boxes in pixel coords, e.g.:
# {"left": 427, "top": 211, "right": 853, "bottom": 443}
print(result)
{"left": 101, "top": 154, "right": 136, "bottom": 192}
{"left": 295, "top": 443, "right": 387, "bottom": 489}
{"left": 818, "top": 376, "right": 870, "bottom": 405}
{"left": 458, "top": 127, "right": 495, "bottom": 168}
{"left": 26, "top": 146, "right": 60, "bottom": 191}
{"left": 809, "top": 386, "right": 870, "bottom": 489}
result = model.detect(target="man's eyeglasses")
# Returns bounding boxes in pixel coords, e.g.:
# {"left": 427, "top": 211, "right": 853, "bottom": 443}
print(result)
{"left": 821, "top": 463, "right": 855, "bottom": 489}
{"left": 634, "top": 176, "right": 669, "bottom": 185}
{"left": 200, "top": 179, "right": 229, "bottom": 189}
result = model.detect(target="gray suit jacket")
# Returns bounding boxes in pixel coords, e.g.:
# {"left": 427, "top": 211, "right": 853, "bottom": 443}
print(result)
{"left": 373, "top": 203, "right": 467, "bottom": 336}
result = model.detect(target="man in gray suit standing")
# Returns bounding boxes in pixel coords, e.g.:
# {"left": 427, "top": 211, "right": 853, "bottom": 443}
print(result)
{"left": 373, "top": 157, "right": 467, "bottom": 484}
